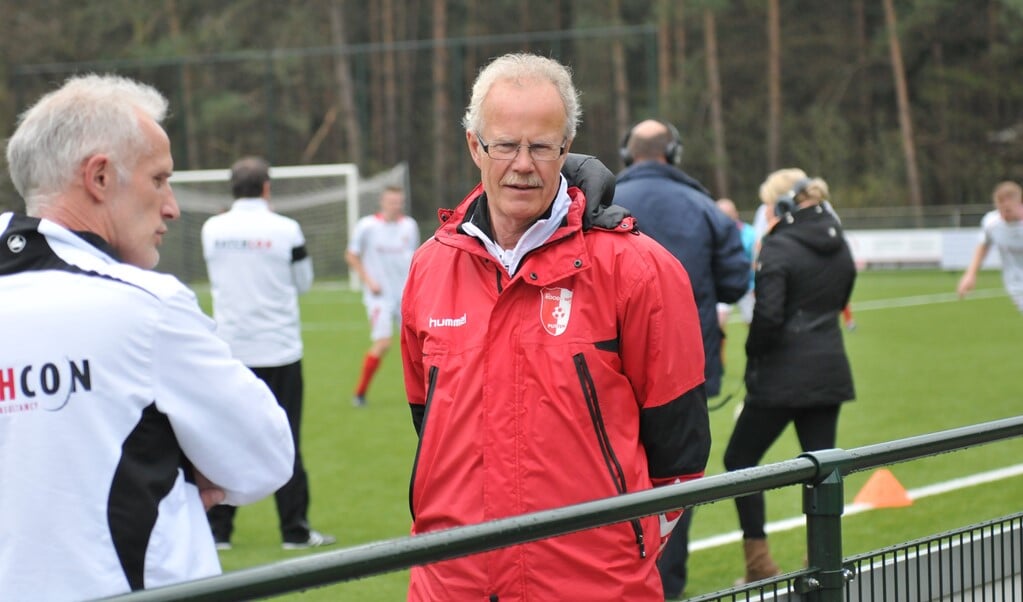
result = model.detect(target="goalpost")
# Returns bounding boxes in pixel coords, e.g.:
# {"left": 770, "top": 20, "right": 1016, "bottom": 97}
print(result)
{"left": 164, "top": 162, "right": 409, "bottom": 286}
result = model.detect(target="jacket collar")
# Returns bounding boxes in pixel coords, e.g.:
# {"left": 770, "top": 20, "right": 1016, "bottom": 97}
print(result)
{"left": 616, "top": 161, "right": 712, "bottom": 197}
{"left": 460, "top": 176, "right": 571, "bottom": 277}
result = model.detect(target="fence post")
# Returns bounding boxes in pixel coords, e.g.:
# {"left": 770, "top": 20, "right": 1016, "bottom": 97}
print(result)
{"left": 798, "top": 449, "right": 853, "bottom": 602}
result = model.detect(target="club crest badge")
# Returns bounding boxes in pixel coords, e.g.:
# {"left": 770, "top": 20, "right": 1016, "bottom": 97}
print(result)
{"left": 540, "top": 287, "right": 573, "bottom": 336}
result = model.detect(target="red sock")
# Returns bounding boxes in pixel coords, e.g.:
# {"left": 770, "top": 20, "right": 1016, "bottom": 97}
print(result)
{"left": 355, "top": 354, "right": 381, "bottom": 396}
{"left": 842, "top": 305, "right": 854, "bottom": 324}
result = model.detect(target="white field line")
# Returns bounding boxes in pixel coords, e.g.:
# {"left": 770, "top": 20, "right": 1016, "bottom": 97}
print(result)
{"left": 849, "top": 287, "right": 1005, "bottom": 311}
{"left": 726, "top": 287, "right": 1005, "bottom": 324}
{"left": 690, "top": 463, "right": 1023, "bottom": 552}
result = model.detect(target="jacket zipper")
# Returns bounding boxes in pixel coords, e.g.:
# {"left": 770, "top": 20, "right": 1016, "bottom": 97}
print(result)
{"left": 408, "top": 365, "right": 439, "bottom": 520}
{"left": 572, "top": 353, "right": 647, "bottom": 559}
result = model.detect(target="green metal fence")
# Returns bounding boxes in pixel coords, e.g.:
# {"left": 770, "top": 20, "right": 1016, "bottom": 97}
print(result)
{"left": 101, "top": 415, "right": 1023, "bottom": 602}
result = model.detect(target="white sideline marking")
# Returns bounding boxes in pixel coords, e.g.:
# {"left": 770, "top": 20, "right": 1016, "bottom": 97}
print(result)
{"left": 725, "top": 287, "right": 1005, "bottom": 324}
{"left": 851, "top": 288, "right": 1005, "bottom": 311}
{"left": 689, "top": 463, "right": 1023, "bottom": 552}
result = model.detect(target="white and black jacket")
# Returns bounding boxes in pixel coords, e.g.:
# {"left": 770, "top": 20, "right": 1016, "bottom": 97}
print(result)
{"left": 0, "top": 213, "right": 295, "bottom": 599}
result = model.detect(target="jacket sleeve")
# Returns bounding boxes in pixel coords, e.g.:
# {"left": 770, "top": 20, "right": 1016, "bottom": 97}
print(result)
{"left": 621, "top": 238, "right": 711, "bottom": 483}
{"left": 710, "top": 209, "right": 754, "bottom": 305}
{"left": 153, "top": 287, "right": 295, "bottom": 506}
{"left": 291, "top": 251, "right": 314, "bottom": 294}
{"left": 290, "top": 221, "right": 314, "bottom": 294}
{"left": 642, "top": 387, "right": 710, "bottom": 482}
{"left": 400, "top": 262, "right": 427, "bottom": 436}
{"left": 745, "top": 241, "right": 787, "bottom": 357}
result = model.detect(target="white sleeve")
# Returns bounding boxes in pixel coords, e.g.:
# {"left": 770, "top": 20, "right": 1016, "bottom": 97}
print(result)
{"left": 347, "top": 218, "right": 367, "bottom": 256}
{"left": 291, "top": 222, "right": 313, "bottom": 294}
{"left": 980, "top": 212, "right": 997, "bottom": 245}
{"left": 292, "top": 256, "right": 314, "bottom": 294}
{"left": 153, "top": 287, "right": 295, "bottom": 506}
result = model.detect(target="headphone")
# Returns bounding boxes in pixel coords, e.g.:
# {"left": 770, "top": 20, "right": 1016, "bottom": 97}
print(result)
{"left": 775, "top": 177, "right": 812, "bottom": 218}
{"left": 619, "top": 120, "right": 683, "bottom": 167}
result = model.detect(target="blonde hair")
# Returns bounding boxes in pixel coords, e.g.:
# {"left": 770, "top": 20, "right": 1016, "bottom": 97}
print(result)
{"left": 759, "top": 168, "right": 807, "bottom": 205}
{"left": 992, "top": 181, "right": 1022, "bottom": 204}
{"left": 801, "top": 178, "right": 830, "bottom": 204}
{"left": 759, "top": 168, "right": 830, "bottom": 208}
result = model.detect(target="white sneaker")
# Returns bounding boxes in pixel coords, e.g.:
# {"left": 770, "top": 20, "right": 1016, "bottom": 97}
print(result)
{"left": 282, "top": 530, "right": 337, "bottom": 550}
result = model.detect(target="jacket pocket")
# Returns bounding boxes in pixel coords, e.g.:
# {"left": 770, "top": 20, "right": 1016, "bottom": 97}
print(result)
{"left": 408, "top": 365, "right": 439, "bottom": 520}
{"left": 572, "top": 353, "right": 647, "bottom": 559}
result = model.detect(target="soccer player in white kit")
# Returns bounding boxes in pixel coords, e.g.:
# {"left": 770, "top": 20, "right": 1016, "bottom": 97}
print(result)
{"left": 957, "top": 180, "right": 1023, "bottom": 312}
{"left": 346, "top": 186, "right": 420, "bottom": 406}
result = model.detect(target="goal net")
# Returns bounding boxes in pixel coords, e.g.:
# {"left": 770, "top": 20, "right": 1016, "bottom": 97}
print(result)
{"left": 163, "top": 162, "right": 409, "bottom": 285}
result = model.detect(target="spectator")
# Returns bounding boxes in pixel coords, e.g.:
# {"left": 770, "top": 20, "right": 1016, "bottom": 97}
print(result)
{"left": 0, "top": 74, "right": 294, "bottom": 598}
{"left": 201, "top": 156, "right": 336, "bottom": 550}
{"left": 613, "top": 120, "right": 750, "bottom": 599}
{"left": 957, "top": 180, "right": 1023, "bottom": 312}
{"left": 400, "top": 53, "right": 711, "bottom": 600}
{"left": 723, "top": 168, "right": 857, "bottom": 583}
{"left": 345, "top": 185, "right": 420, "bottom": 407}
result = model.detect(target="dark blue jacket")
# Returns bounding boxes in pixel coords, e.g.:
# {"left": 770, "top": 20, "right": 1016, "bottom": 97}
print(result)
{"left": 615, "top": 162, "right": 750, "bottom": 396}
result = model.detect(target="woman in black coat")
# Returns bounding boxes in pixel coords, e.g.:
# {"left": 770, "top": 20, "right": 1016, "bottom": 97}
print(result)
{"left": 724, "top": 169, "right": 856, "bottom": 583}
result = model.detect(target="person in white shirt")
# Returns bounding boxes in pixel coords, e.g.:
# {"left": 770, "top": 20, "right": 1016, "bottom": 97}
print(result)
{"left": 345, "top": 185, "right": 420, "bottom": 406}
{"left": 0, "top": 74, "right": 294, "bottom": 599}
{"left": 957, "top": 180, "right": 1023, "bottom": 312}
{"left": 201, "top": 156, "right": 336, "bottom": 550}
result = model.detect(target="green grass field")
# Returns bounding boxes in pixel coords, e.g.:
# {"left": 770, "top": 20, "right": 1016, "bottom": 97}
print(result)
{"left": 195, "top": 269, "right": 1023, "bottom": 600}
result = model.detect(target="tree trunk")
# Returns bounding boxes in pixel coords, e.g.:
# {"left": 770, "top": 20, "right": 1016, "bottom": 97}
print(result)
{"left": 766, "top": 0, "right": 781, "bottom": 171}
{"left": 431, "top": 0, "right": 451, "bottom": 210}
{"left": 882, "top": 0, "right": 924, "bottom": 215}
{"left": 674, "top": 1, "right": 687, "bottom": 108}
{"left": 704, "top": 8, "right": 728, "bottom": 198}
{"left": 328, "top": 0, "right": 363, "bottom": 164}
{"left": 657, "top": 0, "right": 672, "bottom": 115}
{"left": 166, "top": 0, "right": 200, "bottom": 169}
{"left": 368, "top": 2, "right": 384, "bottom": 162}
{"left": 610, "top": 0, "right": 630, "bottom": 142}
{"left": 381, "top": 0, "right": 399, "bottom": 165}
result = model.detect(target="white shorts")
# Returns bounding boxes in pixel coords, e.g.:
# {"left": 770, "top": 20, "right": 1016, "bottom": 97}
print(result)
{"left": 366, "top": 297, "right": 400, "bottom": 341}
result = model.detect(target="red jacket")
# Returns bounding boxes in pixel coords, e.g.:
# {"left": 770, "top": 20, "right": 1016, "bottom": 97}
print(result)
{"left": 401, "top": 184, "right": 709, "bottom": 601}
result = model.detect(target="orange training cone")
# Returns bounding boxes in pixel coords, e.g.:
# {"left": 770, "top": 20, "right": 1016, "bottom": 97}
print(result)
{"left": 853, "top": 468, "right": 913, "bottom": 508}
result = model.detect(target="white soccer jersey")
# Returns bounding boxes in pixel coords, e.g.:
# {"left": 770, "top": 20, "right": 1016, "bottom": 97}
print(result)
{"left": 201, "top": 198, "right": 314, "bottom": 367}
{"left": 0, "top": 212, "right": 294, "bottom": 599}
{"left": 980, "top": 209, "right": 1023, "bottom": 309}
{"left": 347, "top": 213, "right": 419, "bottom": 305}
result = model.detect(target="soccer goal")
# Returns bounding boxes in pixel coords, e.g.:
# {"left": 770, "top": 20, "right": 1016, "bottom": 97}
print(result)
{"left": 164, "top": 162, "right": 408, "bottom": 285}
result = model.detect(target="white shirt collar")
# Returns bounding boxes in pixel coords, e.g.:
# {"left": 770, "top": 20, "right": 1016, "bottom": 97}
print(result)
{"left": 463, "top": 175, "right": 570, "bottom": 276}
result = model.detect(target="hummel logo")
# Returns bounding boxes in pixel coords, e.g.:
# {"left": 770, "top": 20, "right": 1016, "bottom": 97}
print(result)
{"left": 428, "top": 313, "right": 467, "bottom": 328}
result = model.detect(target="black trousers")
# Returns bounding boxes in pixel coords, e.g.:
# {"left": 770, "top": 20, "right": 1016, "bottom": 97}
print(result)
{"left": 723, "top": 404, "right": 840, "bottom": 539}
{"left": 657, "top": 505, "right": 694, "bottom": 598}
{"left": 208, "top": 360, "right": 311, "bottom": 543}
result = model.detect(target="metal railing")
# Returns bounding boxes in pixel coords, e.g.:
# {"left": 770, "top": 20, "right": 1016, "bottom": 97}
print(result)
{"left": 103, "top": 415, "right": 1023, "bottom": 602}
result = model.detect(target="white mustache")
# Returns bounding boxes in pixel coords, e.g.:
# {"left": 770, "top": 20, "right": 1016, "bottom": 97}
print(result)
{"left": 501, "top": 175, "right": 543, "bottom": 187}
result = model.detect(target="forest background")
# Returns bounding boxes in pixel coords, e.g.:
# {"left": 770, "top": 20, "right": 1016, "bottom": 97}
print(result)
{"left": 2, "top": 0, "right": 1023, "bottom": 223}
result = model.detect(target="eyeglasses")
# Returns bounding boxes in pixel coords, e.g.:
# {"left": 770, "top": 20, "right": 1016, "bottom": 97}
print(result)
{"left": 475, "top": 132, "right": 566, "bottom": 162}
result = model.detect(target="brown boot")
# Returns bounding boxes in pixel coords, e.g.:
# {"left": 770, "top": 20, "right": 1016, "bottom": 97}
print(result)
{"left": 735, "top": 538, "right": 782, "bottom": 585}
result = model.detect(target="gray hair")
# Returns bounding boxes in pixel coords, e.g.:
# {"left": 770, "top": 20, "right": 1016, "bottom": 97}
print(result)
{"left": 5, "top": 73, "right": 169, "bottom": 215}
{"left": 461, "top": 53, "right": 581, "bottom": 140}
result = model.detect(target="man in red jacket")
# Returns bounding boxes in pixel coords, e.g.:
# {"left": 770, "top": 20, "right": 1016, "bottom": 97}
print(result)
{"left": 400, "top": 52, "right": 711, "bottom": 601}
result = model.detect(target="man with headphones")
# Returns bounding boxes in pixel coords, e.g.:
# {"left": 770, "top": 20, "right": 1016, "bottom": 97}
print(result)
{"left": 614, "top": 119, "right": 751, "bottom": 599}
